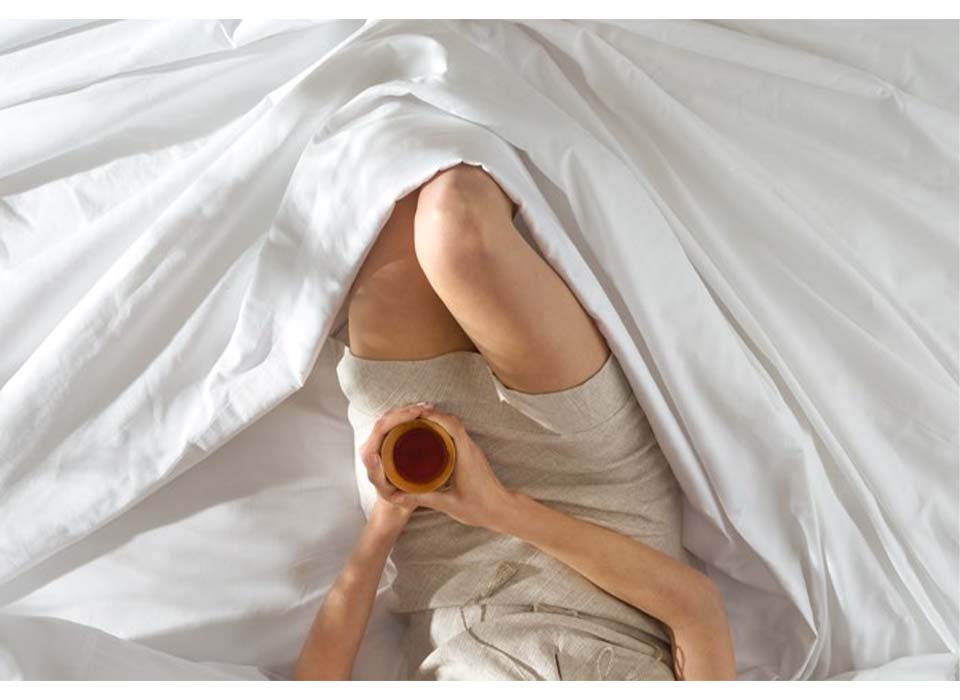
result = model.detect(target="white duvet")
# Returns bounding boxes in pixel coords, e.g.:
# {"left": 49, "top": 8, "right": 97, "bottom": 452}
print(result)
{"left": 0, "top": 19, "right": 956, "bottom": 681}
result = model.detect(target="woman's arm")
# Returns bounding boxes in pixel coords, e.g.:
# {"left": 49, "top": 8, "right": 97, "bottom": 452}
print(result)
{"left": 293, "top": 497, "right": 413, "bottom": 680}
{"left": 388, "top": 405, "right": 736, "bottom": 681}
{"left": 294, "top": 402, "right": 431, "bottom": 680}
{"left": 490, "top": 491, "right": 735, "bottom": 680}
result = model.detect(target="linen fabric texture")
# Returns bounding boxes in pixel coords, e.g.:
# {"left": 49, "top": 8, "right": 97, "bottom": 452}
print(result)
{"left": 337, "top": 346, "right": 685, "bottom": 680}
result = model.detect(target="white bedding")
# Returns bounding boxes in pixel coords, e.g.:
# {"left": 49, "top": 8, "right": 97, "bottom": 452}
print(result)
{"left": 0, "top": 19, "right": 956, "bottom": 680}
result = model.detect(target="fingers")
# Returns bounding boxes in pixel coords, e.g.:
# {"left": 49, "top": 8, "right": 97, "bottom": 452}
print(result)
{"left": 361, "top": 448, "right": 395, "bottom": 499}
{"left": 390, "top": 489, "right": 447, "bottom": 511}
{"left": 360, "top": 402, "right": 435, "bottom": 462}
{"left": 366, "top": 454, "right": 396, "bottom": 498}
{"left": 418, "top": 406, "right": 467, "bottom": 441}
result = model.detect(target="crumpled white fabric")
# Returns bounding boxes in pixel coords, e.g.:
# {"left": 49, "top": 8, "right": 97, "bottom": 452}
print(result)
{"left": 0, "top": 19, "right": 956, "bottom": 680}
{"left": 0, "top": 612, "right": 269, "bottom": 680}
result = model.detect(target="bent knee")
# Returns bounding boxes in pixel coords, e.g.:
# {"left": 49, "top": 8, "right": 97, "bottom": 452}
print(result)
{"left": 414, "top": 164, "right": 513, "bottom": 271}
{"left": 416, "top": 164, "right": 513, "bottom": 226}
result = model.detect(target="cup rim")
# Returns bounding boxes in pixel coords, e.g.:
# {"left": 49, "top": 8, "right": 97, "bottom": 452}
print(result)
{"left": 380, "top": 417, "right": 457, "bottom": 493}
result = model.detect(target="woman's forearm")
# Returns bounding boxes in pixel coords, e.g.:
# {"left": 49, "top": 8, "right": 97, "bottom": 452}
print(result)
{"left": 293, "top": 516, "right": 403, "bottom": 680}
{"left": 492, "top": 491, "right": 736, "bottom": 680}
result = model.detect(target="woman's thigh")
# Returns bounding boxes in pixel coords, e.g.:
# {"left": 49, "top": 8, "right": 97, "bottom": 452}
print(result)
{"left": 346, "top": 189, "right": 477, "bottom": 360}
{"left": 414, "top": 164, "right": 610, "bottom": 394}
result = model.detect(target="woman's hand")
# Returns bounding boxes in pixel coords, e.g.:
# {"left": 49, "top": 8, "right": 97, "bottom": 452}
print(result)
{"left": 368, "top": 492, "right": 417, "bottom": 536}
{"left": 359, "top": 402, "right": 437, "bottom": 500}
{"left": 387, "top": 406, "right": 514, "bottom": 530}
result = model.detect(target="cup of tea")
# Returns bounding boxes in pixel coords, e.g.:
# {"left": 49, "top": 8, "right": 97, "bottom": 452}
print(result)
{"left": 380, "top": 417, "right": 457, "bottom": 493}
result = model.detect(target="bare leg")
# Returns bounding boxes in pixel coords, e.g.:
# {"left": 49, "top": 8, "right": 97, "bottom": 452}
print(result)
{"left": 413, "top": 164, "right": 610, "bottom": 394}
{"left": 346, "top": 189, "right": 477, "bottom": 360}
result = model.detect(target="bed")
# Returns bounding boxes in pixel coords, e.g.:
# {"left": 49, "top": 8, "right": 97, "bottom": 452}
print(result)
{"left": 0, "top": 19, "right": 957, "bottom": 680}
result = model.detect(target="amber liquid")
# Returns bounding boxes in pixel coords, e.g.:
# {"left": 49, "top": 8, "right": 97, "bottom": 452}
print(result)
{"left": 392, "top": 427, "right": 448, "bottom": 484}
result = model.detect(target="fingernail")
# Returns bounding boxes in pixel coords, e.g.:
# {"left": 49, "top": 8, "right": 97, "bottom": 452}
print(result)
{"left": 416, "top": 402, "right": 434, "bottom": 409}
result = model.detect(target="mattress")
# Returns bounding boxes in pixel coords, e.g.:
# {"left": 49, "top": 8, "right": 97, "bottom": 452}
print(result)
{"left": 0, "top": 19, "right": 956, "bottom": 680}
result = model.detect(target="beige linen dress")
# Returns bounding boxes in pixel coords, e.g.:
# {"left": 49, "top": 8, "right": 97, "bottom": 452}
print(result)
{"left": 336, "top": 343, "right": 688, "bottom": 680}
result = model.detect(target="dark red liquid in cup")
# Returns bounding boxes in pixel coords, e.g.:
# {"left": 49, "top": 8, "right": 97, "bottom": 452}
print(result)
{"left": 392, "top": 427, "right": 448, "bottom": 484}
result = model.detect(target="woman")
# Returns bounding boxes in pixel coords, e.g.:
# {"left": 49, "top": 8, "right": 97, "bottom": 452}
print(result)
{"left": 294, "top": 164, "right": 736, "bottom": 681}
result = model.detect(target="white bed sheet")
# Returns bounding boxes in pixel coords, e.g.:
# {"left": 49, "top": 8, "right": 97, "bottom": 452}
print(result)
{"left": 0, "top": 336, "right": 406, "bottom": 680}
{"left": 0, "top": 19, "right": 956, "bottom": 680}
